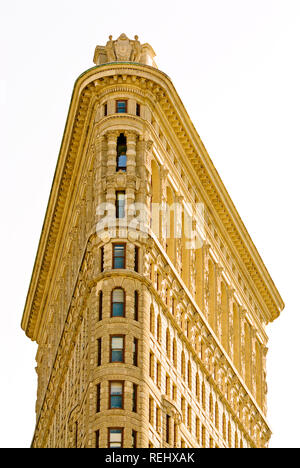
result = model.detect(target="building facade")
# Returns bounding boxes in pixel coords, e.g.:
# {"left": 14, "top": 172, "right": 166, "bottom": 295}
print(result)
{"left": 21, "top": 34, "right": 284, "bottom": 448}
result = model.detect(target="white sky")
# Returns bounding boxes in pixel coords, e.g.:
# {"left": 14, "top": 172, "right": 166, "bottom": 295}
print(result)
{"left": 0, "top": 0, "right": 299, "bottom": 448}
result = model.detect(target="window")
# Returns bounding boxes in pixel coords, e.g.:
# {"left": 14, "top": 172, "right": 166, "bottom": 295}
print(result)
{"left": 133, "top": 338, "right": 138, "bottom": 367}
{"left": 95, "top": 430, "right": 100, "bottom": 449}
{"left": 97, "top": 338, "right": 102, "bottom": 366}
{"left": 113, "top": 244, "right": 126, "bottom": 269}
{"left": 100, "top": 246, "right": 104, "bottom": 273}
{"left": 156, "top": 315, "right": 161, "bottom": 343}
{"left": 181, "top": 397, "right": 186, "bottom": 425}
{"left": 172, "top": 384, "right": 177, "bottom": 402}
{"left": 134, "top": 246, "right": 139, "bottom": 272}
{"left": 156, "top": 406, "right": 161, "bottom": 432}
{"left": 104, "top": 103, "right": 108, "bottom": 116}
{"left": 196, "top": 417, "right": 200, "bottom": 444}
{"left": 99, "top": 291, "right": 103, "bottom": 321}
{"left": 116, "top": 100, "right": 127, "bottom": 113}
{"left": 149, "top": 352, "right": 154, "bottom": 379}
{"left": 132, "top": 384, "right": 138, "bottom": 413}
{"left": 166, "top": 375, "right": 170, "bottom": 397}
{"left": 116, "top": 191, "right": 126, "bottom": 219}
{"left": 112, "top": 288, "right": 125, "bottom": 317}
{"left": 136, "top": 103, "right": 141, "bottom": 117}
{"left": 117, "top": 134, "right": 127, "bottom": 172}
{"left": 132, "top": 430, "right": 137, "bottom": 449}
{"left": 156, "top": 361, "right": 161, "bottom": 389}
{"left": 110, "top": 336, "right": 125, "bottom": 363}
{"left": 149, "top": 397, "right": 154, "bottom": 425}
{"left": 166, "top": 415, "right": 171, "bottom": 444}
{"left": 108, "top": 428, "right": 123, "bottom": 448}
{"left": 181, "top": 351, "right": 186, "bottom": 380}
{"left": 96, "top": 383, "right": 101, "bottom": 413}
{"left": 109, "top": 382, "right": 124, "bottom": 409}
{"left": 134, "top": 291, "right": 139, "bottom": 321}
{"left": 187, "top": 405, "right": 192, "bottom": 430}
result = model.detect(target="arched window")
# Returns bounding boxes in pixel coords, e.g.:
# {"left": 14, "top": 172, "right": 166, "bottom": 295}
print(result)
{"left": 117, "top": 134, "right": 127, "bottom": 172}
{"left": 112, "top": 288, "right": 125, "bottom": 317}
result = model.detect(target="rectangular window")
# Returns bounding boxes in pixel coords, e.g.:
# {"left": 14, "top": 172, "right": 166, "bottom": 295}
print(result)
{"left": 109, "top": 382, "right": 124, "bottom": 409}
{"left": 156, "top": 361, "right": 161, "bottom": 389}
{"left": 113, "top": 244, "right": 126, "bottom": 269}
{"left": 96, "top": 384, "right": 101, "bottom": 413}
{"left": 132, "top": 384, "right": 138, "bottom": 413}
{"left": 149, "top": 397, "right": 154, "bottom": 425}
{"left": 116, "top": 100, "right": 127, "bottom": 114}
{"left": 112, "top": 288, "right": 125, "bottom": 317}
{"left": 166, "top": 375, "right": 170, "bottom": 397}
{"left": 95, "top": 430, "right": 100, "bottom": 449}
{"left": 99, "top": 291, "right": 103, "bottom": 321}
{"left": 133, "top": 338, "right": 138, "bottom": 367}
{"left": 104, "top": 103, "right": 108, "bottom": 116}
{"left": 188, "top": 405, "right": 192, "bottom": 430}
{"left": 134, "top": 291, "right": 139, "bottom": 321}
{"left": 116, "top": 191, "right": 126, "bottom": 219}
{"left": 149, "top": 352, "right": 154, "bottom": 379}
{"left": 100, "top": 246, "right": 104, "bottom": 273}
{"left": 166, "top": 415, "right": 171, "bottom": 444}
{"left": 110, "top": 336, "right": 125, "bottom": 363}
{"left": 134, "top": 246, "right": 139, "bottom": 272}
{"left": 132, "top": 430, "right": 137, "bottom": 449}
{"left": 97, "top": 338, "right": 102, "bottom": 366}
{"left": 108, "top": 428, "right": 123, "bottom": 448}
{"left": 136, "top": 103, "right": 141, "bottom": 117}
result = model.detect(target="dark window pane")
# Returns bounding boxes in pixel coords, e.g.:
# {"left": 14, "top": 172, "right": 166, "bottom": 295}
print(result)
{"left": 111, "top": 350, "right": 123, "bottom": 362}
{"left": 116, "top": 101, "right": 127, "bottom": 113}
{"left": 111, "top": 395, "right": 123, "bottom": 409}
{"left": 112, "top": 303, "right": 124, "bottom": 317}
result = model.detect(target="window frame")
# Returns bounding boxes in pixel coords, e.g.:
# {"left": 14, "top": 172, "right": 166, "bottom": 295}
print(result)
{"left": 108, "top": 428, "right": 124, "bottom": 448}
{"left": 116, "top": 100, "right": 128, "bottom": 114}
{"left": 134, "top": 291, "right": 139, "bottom": 321}
{"left": 111, "top": 288, "right": 126, "bottom": 318}
{"left": 134, "top": 246, "right": 139, "bottom": 273}
{"left": 116, "top": 191, "right": 126, "bottom": 219}
{"left": 109, "top": 381, "right": 125, "bottom": 410}
{"left": 99, "top": 291, "right": 103, "bottom": 321}
{"left": 133, "top": 338, "right": 138, "bottom": 367}
{"left": 112, "top": 243, "right": 126, "bottom": 270}
{"left": 110, "top": 335, "right": 125, "bottom": 363}
{"left": 132, "top": 383, "right": 138, "bottom": 413}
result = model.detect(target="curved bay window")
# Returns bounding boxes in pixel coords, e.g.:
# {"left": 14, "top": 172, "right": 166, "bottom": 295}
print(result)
{"left": 112, "top": 288, "right": 125, "bottom": 317}
{"left": 117, "top": 134, "right": 127, "bottom": 172}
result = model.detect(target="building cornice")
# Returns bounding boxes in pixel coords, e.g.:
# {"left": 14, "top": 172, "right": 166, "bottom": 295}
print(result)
{"left": 21, "top": 62, "right": 284, "bottom": 340}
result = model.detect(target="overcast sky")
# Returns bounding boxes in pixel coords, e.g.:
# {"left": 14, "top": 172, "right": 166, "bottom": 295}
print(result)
{"left": 0, "top": 0, "right": 299, "bottom": 448}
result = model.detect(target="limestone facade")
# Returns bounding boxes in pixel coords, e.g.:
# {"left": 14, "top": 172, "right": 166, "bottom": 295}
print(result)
{"left": 21, "top": 35, "right": 284, "bottom": 448}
